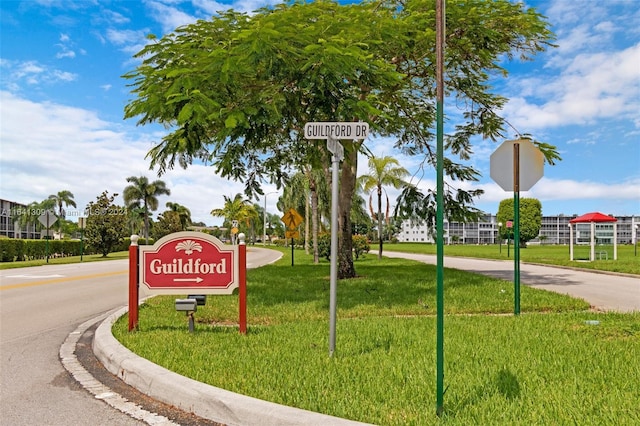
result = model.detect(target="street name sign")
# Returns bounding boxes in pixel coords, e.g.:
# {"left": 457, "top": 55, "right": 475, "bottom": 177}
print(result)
{"left": 304, "top": 122, "right": 369, "bottom": 140}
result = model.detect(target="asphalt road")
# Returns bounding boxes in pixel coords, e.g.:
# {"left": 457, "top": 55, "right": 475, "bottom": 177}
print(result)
{"left": 384, "top": 251, "right": 640, "bottom": 312}
{"left": 0, "top": 246, "right": 282, "bottom": 426}
{"left": 1, "top": 259, "right": 144, "bottom": 426}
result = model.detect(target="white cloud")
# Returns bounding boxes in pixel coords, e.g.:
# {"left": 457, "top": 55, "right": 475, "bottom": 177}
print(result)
{"left": 0, "top": 91, "right": 253, "bottom": 226}
{"left": 56, "top": 49, "right": 76, "bottom": 59}
{"left": 144, "top": 0, "right": 199, "bottom": 33}
{"left": 0, "top": 60, "right": 78, "bottom": 89}
{"left": 503, "top": 43, "right": 640, "bottom": 130}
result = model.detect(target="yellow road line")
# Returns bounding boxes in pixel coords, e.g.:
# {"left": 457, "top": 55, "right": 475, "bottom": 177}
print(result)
{"left": 1, "top": 270, "right": 127, "bottom": 291}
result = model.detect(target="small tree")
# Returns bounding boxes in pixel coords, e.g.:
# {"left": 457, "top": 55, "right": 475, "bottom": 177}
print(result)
{"left": 123, "top": 176, "right": 171, "bottom": 241}
{"left": 496, "top": 198, "right": 542, "bottom": 246}
{"left": 359, "top": 156, "right": 409, "bottom": 259}
{"left": 153, "top": 210, "right": 183, "bottom": 240}
{"left": 85, "top": 191, "right": 128, "bottom": 257}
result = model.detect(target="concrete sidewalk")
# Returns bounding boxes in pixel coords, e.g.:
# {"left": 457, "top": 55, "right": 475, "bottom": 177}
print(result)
{"left": 384, "top": 252, "right": 640, "bottom": 312}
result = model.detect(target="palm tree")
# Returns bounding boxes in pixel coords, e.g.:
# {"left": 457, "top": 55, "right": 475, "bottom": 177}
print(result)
{"left": 166, "top": 202, "right": 192, "bottom": 230}
{"left": 11, "top": 200, "right": 46, "bottom": 238}
{"left": 358, "top": 156, "right": 409, "bottom": 259}
{"left": 211, "top": 194, "right": 257, "bottom": 243}
{"left": 48, "top": 190, "right": 76, "bottom": 236}
{"left": 123, "top": 176, "right": 171, "bottom": 240}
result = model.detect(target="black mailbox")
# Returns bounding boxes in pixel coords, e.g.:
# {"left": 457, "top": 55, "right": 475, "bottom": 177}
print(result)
{"left": 187, "top": 295, "right": 207, "bottom": 306}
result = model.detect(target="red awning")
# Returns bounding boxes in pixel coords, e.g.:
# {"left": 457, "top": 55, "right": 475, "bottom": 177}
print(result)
{"left": 569, "top": 212, "right": 617, "bottom": 223}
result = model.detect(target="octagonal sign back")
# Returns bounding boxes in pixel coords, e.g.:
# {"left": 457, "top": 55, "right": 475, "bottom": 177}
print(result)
{"left": 490, "top": 138, "right": 544, "bottom": 192}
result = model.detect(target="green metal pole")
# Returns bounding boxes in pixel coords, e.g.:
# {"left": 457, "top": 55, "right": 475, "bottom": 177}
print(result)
{"left": 435, "top": 0, "right": 445, "bottom": 416}
{"left": 513, "top": 143, "right": 521, "bottom": 315}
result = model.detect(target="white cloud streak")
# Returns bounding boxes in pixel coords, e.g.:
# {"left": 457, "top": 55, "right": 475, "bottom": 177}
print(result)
{"left": 0, "top": 91, "right": 249, "bottom": 225}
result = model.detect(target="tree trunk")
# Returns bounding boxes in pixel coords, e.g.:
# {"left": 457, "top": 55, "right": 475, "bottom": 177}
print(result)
{"left": 309, "top": 175, "right": 319, "bottom": 264}
{"left": 377, "top": 185, "right": 383, "bottom": 260}
{"left": 305, "top": 183, "right": 310, "bottom": 255}
{"left": 337, "top": 143, "right": 358, "bottom": 279}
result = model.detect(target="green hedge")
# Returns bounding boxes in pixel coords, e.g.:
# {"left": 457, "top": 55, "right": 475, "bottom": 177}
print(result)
{"left": 0, "top": 239, "right": 86, "bottom": 262}
{"left": 0, "top": 237, "right": 155, "bottom": 262}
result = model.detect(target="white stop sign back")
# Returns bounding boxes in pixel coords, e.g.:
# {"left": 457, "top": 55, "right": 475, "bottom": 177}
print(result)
{"left": 490, "top": 139, "right": 544, "bottom": 192}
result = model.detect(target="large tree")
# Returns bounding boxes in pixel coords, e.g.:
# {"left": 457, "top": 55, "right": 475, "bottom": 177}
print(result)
{"left": 358, "top": 156, "right": 409, "bottom": 259}
{"left": 123, "top": 176, "right": 171, "bottom": 241}
{"left": 123, "top": 0, "right": 557, "bottom": 278}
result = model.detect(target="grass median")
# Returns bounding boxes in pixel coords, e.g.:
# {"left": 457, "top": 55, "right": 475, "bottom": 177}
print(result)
{"left": 112, "top": 248, "right": 639, "bottom": 425}
{"left": 384, "top": 242, "right": 640, "bottom": 275}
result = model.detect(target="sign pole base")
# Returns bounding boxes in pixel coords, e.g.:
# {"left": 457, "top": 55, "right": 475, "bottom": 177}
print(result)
{"left": 128, "top": 235, "right": 140, "bottom": 331}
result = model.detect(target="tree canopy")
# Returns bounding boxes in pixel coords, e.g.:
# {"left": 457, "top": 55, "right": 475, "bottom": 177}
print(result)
{"left": 124, "top": 0, "right": 556, "bottom": 277}
{"left": 497, "top": 197, "right": 543, "bottom": 245}
{"left": 85, "top": 191, "right": 128, "bottom": 257}
{"left": 123, "top": 176, "right": 171, "bottom": 240}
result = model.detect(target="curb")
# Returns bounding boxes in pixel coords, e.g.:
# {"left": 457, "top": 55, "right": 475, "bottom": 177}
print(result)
{"left": 60, "top": 310, "right": 179, "bottom": 425}
{"left": 93, "top": 306, "right": 374, "bottom": 426}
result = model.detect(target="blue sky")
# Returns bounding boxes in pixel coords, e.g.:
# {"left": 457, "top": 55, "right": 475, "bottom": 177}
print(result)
{"left": 1, "top": 0, "right": 638, "bottom": 226}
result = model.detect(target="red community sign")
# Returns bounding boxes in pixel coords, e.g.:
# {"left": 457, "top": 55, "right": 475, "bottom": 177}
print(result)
{"left": 129, "top": 231, "right": 247, "bottom": 333}
{"left": 139, "top": 231, "right": 239, "bottom": 294}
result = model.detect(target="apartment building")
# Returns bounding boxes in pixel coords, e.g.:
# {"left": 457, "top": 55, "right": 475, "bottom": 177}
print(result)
{"left": 397, "top": 213, "right": 640, "bottom": 245}
{"left": 0, "top": 199, "right": 41, "bottom": 239}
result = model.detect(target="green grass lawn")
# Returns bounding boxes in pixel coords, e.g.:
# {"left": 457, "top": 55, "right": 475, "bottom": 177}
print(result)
{"left": 113, "top": 248, "right": 640, "bottom": 425}
{"left": 384, "top": 242, "right": 640, "bottom": 275}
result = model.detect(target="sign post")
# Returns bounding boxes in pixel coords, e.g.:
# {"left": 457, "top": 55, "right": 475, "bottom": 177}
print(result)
{"left": 78, "top": 217, "right": 86, "bottom": 261}
{"left": 305, "top": 121, "right": 368, "bottom": 357}
{"left": 128, "top": 235, "right": 139, "bottom": 331}
{"left": 490, "top": 138, "right": 544, "bottom": 315}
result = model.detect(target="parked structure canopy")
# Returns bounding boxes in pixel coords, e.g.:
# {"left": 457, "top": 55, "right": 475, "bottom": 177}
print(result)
{"left": 568, "top": 212, "right": 617, "bottom": 261}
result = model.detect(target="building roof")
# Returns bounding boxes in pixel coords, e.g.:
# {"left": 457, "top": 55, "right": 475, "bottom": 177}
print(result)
{"left": 569, "top": 212, "right": 617, "bottom": 223}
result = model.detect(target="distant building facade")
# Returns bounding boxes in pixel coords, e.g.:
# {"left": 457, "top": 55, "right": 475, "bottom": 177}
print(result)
{"left": 398, "top": 213, "right": 640, "bottom": 245}
{"left": 0, "top": 199, "right": 41, "bottom": 239}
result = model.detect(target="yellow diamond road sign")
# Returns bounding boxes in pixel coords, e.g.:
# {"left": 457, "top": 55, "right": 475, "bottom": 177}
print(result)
{"left": 282, "top": 208, "right": 303, "bottom": 230}
{"left": 285, "top": 230, "right": 300, "bottom": 239}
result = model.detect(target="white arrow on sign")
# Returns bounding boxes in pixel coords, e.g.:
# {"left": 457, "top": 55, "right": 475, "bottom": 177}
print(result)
{"left": 173, "top": 277, "right": 204, "bottom": 283}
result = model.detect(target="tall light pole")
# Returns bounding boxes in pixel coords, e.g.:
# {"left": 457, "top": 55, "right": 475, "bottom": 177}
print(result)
{"left": 263, "top": 191, "right": 278, "bottom": 246}
{"left": 634, "top": 224, "right": 638, "bottom": 257}
{"left": 498, "top": 222, "right": 502, "bottom": 254}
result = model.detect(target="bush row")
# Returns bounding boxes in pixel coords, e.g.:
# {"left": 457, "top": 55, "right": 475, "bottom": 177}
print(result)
{"left": 271, "top": 234, "right": 371, "bottom": 260}
{"left": 0, "top": 239, "right": 86, "bottom": 262}
{"left": 0, "top": 237, "right": 154, "bottom": 262}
